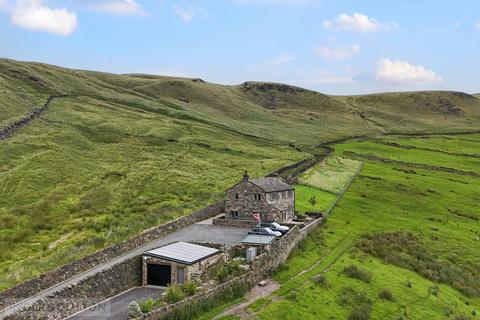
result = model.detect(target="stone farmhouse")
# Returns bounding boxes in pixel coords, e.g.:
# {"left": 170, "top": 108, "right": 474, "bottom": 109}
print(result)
{"left": 224, "top": 171, "right": 295, "bottom": 223}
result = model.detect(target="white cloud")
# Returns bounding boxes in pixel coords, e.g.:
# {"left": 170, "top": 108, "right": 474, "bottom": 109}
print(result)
{"left": 323, "top": 12, "right": 398, "bottom": 32}
{"left": 90, "top": 0, "right": 144, "bottom": 16}
{"left": 11, "top": 0, "right": 77, "bottom": 36}
{"left": 173, "top": 4, "right": 206, "bottom": 22}
{"left": 375, "top": 58, "right": 442, "bottom": 84}
{"left": 476, "top": 21, "right": 480, "bottom": 31}
{"left": 313, "top": 44, "right": 360, "bottom": 61}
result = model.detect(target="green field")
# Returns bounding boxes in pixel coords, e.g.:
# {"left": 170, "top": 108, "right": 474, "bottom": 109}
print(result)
{"left": 294, "top": 185, "right": 337, "bottom": 214}
{"left": 298, "top": 155, "right": 363, "bottom": 194}
{"left": 247, "top": 135, "right": 480, "bottom": 320}
{"left": 2, "top": 59, "right": 480, "bottom": 292}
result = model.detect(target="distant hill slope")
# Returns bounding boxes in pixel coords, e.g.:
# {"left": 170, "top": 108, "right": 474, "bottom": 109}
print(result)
{"left": 0, "top": 58, "right": 479, "bottom": 290}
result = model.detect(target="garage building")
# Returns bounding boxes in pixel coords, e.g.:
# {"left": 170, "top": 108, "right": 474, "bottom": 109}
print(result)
{"left": 142, "top": 242, "right": 222, "bottom": 287}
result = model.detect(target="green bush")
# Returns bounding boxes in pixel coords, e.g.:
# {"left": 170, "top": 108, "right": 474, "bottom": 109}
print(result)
{"left": 139, "top": 298, "right": 154, "bottom": 313}
{"left": 165, "top": 285, "right": 186, "bottom": 304}
{"left": 378, "top": 288, "right": 395, "bottom": 301}
{"left": 214, "top": 260, "right": 244, "bottom": 283}
{"left": 181, "top": 282, "right": 198, "bottom": 296}
{"left": 165, "top": 281, "right": 250, "bottom": 320}
{"left": 428, "top": 285, "right": 440, "bottom": 296}
{"left": 343, "top": 265, "right": 373, "bottom": 283}
{"left": 313, "top": 274, "right": 330, "bottom": 288}
{"left": 349, "top": 304, "right": 372, "bottom": 320}
{"left": 215, "top": 265, "right": 230, "bottom": 283}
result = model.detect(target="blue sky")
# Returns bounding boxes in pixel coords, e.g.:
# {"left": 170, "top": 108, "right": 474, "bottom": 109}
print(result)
{"left": 0, "top": 0, "right": 479, "bottom": 94}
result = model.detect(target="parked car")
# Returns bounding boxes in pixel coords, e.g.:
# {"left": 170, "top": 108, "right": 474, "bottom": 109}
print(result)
{"left": 248, "top": 227, "right": 282, "bottom": 237}
{"left": 256, "top": 222, "right": 289, "bottom": 234}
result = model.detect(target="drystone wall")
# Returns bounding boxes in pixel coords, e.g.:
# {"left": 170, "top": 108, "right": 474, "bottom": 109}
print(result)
{"left": 4, "top": 256, "right": 142, "bottom": 320}
{"left": 0, "top": 201, "right": 224, "bottom": 311}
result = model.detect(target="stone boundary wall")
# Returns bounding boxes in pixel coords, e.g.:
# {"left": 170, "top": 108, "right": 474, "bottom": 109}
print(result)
{"left": 212, "top": 217, "right": 258, "bottom": 229}
{"left": 4, "top": 256, "right": 142, "bottom": 320}
{"left": 0, "top": 201, "right": 225, "bottom": 311}
{"left": 137, "top": 272, "right": 257, "bottom": 320}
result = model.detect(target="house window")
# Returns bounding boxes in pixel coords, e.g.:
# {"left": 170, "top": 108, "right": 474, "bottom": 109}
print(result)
{"left": 288, "top": 190, "right": 293, "bottom": 198}
{"left": 234, "top": 193, "right": 239, "bottom": 200}
{"left": 230, "top": 210, "right": 239, "bottom": 219}
{"left": 254, "top": 193, "right": 262, "bottom": 201}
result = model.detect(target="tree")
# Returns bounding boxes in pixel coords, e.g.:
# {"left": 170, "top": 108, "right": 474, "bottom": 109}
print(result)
{"left": 308, "top": 196, "right": 317, "bottom": 210}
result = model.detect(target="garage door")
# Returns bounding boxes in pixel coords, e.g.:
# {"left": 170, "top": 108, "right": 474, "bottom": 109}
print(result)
{"left": 147, "top": 264, "right": 171, "bottom": 286}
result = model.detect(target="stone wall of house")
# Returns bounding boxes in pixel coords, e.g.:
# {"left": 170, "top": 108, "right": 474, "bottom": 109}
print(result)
{"left": 212, "top": 216, "right": 258, "bottom": 229}
{"left": 225, "top": 180, "right": 282, "bottom": 222}
{"left": 4, "top": 256, "right": 143, "bottom": 320}
{"left": 0, "top": 201, "right": 224, "bottom": 312}
{"left": 265, "top": 189, "right": 295, "bottom": 219}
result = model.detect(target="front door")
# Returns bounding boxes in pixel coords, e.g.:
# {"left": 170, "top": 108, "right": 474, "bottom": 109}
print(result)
{"left": 177, "top": 267, "right": 185, "bottom": 284}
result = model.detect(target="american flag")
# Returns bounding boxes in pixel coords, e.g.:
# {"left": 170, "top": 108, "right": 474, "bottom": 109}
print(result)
{"left": 253, "top": 212, "right": 261, "bottom": 221}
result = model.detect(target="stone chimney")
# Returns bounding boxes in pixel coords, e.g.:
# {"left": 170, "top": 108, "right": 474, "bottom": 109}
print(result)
{"left": 243, "top": 170, "right": 249, "bottom": 181}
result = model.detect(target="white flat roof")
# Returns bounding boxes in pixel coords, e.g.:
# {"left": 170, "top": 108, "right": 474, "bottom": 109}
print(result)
{"left": 144, "top": 241, "right": 220, "bottom": 265}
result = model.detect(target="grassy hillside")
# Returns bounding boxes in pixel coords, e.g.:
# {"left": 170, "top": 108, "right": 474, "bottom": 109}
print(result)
{"left": 245, "top": 134, "right": 480, "bottom": 320}
{"left": 0, "top": 58, "right": 479, "bottom": 291}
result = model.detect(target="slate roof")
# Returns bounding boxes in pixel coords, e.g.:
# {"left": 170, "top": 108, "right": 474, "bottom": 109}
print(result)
{"left": 144, "top": 242, "right": 219, "bottom": 265}
{"left": 250, "top": 177, "right": 294, "bottom": 193}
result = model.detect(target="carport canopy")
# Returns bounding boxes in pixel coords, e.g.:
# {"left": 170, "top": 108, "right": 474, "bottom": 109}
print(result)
{"left": 144, "top": 241, "right": 219, "bottom": 265}
{"left": 242, "top": 234, "right": 275, "bottom": 245}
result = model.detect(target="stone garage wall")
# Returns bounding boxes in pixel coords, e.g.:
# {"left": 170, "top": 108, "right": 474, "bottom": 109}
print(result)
{"left": 0, "top": 201, "right": 224, "bottom": 311}
{"left": 4, "top": 256, "right": 142, "bottom": 320}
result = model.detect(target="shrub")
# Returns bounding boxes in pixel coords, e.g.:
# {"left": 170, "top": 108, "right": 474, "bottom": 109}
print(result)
{"left": 139, "top": 298, "right": 154, "bottom": 313}
{"left": 313, "top": 274, "right": 330, "bottom": 288}
{"left": 428, "top": 285, "right": 440, "bottom": 296}
{"left": 214, "top": 260, "right": 244, "bottom": 283}
{"left": 128, "top": 301, "right": 142, "bottom": 319}
{"left": 181, "top": 281, "right": 198, "bottom": 296}
{"left": 167, "top": 281, "right": 250, "bottom": 320}
{"left": 349, "top": 304, "right": 372, "bottom": 320}
{"left": 343, "top": 265, "right": 373, "bottom": 283}
{"left": 215, "top": 265, "right": 230, "bottom": 283}
{"left": 358, "top": 232, "right": 480, "bottom": 297}
{"left": 378, "top": 288, "right": 395, "bottom": 301}
{"left": 165, "top": 285, "right": 186, "bottom": 303}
